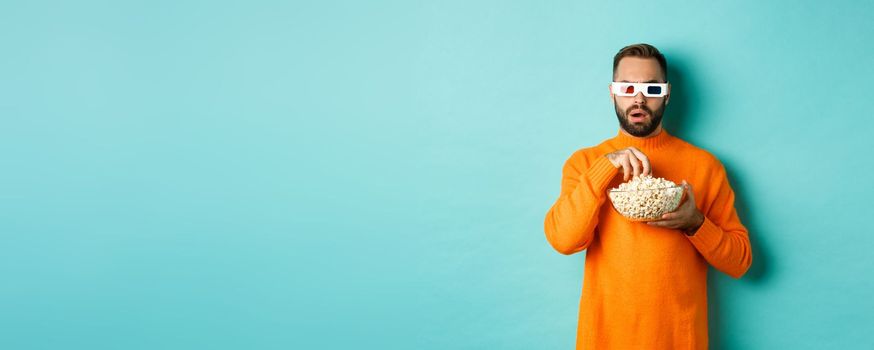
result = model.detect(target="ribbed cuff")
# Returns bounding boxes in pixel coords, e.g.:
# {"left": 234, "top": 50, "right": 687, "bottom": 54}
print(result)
{"left": 686, "top": 216, "right": 722, "bottom": 252}
{"left": 584, "top": 156, "right": 619, "bottom": 193}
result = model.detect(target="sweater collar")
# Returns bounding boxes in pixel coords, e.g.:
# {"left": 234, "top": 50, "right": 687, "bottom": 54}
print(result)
{"left": 611, "top": 128, "right": 675, "bottom": 150}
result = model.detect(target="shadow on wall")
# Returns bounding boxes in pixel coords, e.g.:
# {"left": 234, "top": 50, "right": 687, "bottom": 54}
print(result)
{"left": 664, "top": 53, "right": 774, "bottom": 350}
{"left": 708, "top": 161, "right": 775, "bottom": 350}
{"left": 662, "top": 52, "right": 701, "bottom": 140}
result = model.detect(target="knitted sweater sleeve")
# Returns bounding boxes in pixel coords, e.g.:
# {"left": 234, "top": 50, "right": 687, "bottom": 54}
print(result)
{"left": 686, "top": 162, "right": 754, "bottom": 278}
{"left": 544, "top": 151, "right": 618, "bottom": 255}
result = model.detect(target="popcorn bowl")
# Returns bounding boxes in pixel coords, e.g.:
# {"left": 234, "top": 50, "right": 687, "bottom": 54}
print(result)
{"left": 608, "top": 185, "right": 685, "bottom": 222}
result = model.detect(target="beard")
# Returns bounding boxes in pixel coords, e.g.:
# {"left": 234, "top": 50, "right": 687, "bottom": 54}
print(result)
{"left": 614, "top": 97, "right": 666, "bottom": 137}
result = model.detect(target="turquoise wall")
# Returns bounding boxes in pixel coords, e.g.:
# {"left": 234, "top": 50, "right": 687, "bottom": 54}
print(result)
{"left": 1, "top": 1, "right": 872, "bottom": 349}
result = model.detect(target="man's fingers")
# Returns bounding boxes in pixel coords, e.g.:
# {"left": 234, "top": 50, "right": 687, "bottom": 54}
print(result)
{"left": 677, "top": 181, "right": 695, "bottom": 207}
{"left": 625, "top": 150, "right": 641, "bottom": 178}
{"left": 620, "top": 158, "right": 632, "bottom": 181}
{"left": 647, "top": 219, "right": 679, "bottom": 228}
{"left": 628, "top": 148, "right": 651, "bottom": 176}
{"left": 649, "top": 208, "right": 684, "bottom": 227}
{"left": 683, "top": 181, "right": 695, "bottom": 202}
{"left": 610, "top": 147, "right": 653, "bottom": 181}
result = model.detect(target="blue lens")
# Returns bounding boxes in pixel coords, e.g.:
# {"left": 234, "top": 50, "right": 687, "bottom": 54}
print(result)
{"left": 646, "top": 85, "right": 662, "bottom": 94}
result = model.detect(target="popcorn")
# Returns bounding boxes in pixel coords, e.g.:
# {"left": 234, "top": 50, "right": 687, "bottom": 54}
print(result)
{"left": 608, "top": 175, "right": 684, "bottom": 221}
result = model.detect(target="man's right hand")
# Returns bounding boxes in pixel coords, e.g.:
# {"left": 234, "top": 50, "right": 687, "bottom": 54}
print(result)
{"left": 605, "top": 147, "right": 652, "bottom": 181}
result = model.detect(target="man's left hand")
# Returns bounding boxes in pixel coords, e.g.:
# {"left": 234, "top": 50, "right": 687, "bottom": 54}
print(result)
{"left": 647, "top": 180, "right": 705, "bottom": 236}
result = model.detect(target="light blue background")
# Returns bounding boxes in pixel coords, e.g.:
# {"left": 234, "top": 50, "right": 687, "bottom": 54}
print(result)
{"left": 1, "top": 1, "right": 872, "bottom": 349}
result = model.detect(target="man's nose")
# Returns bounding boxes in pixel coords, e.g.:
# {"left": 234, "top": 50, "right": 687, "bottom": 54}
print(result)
{"left": 633, "top": 90, "right": 647, "bottom": 104}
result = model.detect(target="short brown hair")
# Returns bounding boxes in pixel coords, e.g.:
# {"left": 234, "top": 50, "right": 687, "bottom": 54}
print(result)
{"left": 612, "top": 43, "right": 668, "bottom": 81}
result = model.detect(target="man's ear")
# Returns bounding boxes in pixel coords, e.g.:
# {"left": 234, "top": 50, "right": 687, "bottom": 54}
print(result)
{"left": 665, "top": 82, "right": 671, "bottom": 105}
{"left": 608, "top": 83, "right": 614, "bottom": 102}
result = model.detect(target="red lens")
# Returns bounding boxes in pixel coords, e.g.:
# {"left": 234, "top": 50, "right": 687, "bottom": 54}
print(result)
{"left": 623, "top": 85, "right": 635, "bottom": 94}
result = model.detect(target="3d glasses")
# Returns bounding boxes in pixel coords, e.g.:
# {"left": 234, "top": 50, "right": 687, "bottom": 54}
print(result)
{"left": 611, "top": 82, "right": 668, "bottom": 97}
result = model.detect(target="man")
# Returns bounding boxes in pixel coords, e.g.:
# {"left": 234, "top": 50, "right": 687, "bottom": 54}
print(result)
{"left": 543, "top": 43, "right": 753, "bottom": 349}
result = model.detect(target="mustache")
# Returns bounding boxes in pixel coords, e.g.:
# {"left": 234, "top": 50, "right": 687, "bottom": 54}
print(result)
{"left": 626, "top": 104, "right": 652, "bottom": 115}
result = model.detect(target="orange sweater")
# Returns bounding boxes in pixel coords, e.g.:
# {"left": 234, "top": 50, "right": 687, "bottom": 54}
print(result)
{"left": 544, "top": 129, "right": 752, "bottom": 350}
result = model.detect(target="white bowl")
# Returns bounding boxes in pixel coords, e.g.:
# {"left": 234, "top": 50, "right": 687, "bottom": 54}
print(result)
{"left": 608, "top": 185, "right": 684, "bottom": 222}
